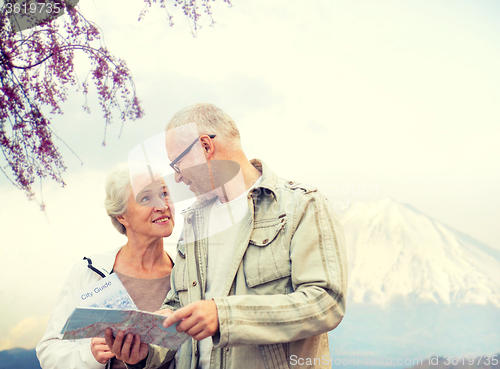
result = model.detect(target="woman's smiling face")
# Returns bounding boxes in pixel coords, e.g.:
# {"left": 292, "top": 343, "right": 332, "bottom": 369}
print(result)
{"left": 119, "top": 180, "right": 175, "bottom": 240}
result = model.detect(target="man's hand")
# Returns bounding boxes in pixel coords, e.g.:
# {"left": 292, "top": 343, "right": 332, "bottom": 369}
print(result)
{"left": 90, "top": 337, "right": 115, "bottom": 364}
{"left": 153, "top": 308, "right": 173, "bottom": 316}
{"left": 163, "top": 300, "right": 219, "bottom": 341}
{"left": 104, "top": 328, "right": 148, "bottom": 365}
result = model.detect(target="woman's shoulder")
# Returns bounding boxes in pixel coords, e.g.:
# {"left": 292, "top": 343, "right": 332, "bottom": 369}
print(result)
{"left": 54, "top": 247, "right": 121, "bottom": 299}
{"left": 82, "top": 247, "right": 122, "bottom": 271}
{"left": 66, "top": 246, "right": 122, "bottom": 281}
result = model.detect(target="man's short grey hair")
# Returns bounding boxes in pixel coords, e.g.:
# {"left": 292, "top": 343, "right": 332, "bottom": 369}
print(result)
{"left": 104, "top": 162, "right": 131, "bottom": 235}
{"left": 166, "top": 103, "right": 241, "bottom": 148}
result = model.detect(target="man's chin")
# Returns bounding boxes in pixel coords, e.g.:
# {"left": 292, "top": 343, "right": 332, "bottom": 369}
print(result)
{"left": 194, "top": 190, "right": 218, "bottom": 202}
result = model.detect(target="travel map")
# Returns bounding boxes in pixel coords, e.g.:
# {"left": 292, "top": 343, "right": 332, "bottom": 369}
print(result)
{"left": 61, "top": 307, "right": 189, "bottom": 349}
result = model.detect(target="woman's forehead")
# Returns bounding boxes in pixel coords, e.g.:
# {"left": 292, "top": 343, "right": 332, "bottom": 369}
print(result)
{"left": 131, "top": 175, "right": 167, "bottom": 196}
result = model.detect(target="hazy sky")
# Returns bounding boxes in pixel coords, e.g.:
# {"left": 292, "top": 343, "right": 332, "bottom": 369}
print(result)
{"left": 1, "top": 0, "right": 499, "bottom": 350}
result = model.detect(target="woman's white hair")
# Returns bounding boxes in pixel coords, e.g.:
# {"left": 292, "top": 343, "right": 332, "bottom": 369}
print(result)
{"left": 104, "top": 162, "right": 131, "bottom": 235}
{"left": 165, "top": 103, "right": 242, "bottom": 148}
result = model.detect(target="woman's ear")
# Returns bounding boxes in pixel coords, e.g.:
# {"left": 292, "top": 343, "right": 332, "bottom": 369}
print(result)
{"left": 116, "top": 214, "right": 128, "bottom": 227}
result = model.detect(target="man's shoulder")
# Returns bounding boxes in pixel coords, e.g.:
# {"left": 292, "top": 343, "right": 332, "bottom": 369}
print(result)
{"left": 272, "top": 177, "right": 325, "bottom": 203}
{"left": 279, "top": 178, "right": 318, "bottom": 194}
{"left": 252, "top": 159, "right": 326, "bottom": 203}
{"left": 254, "top": 159, "right": 318, "bottom": 195}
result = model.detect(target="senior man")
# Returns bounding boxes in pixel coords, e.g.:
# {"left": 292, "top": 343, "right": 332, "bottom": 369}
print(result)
{"left": 106, "top": 103, "right": 347, "bottom": 369}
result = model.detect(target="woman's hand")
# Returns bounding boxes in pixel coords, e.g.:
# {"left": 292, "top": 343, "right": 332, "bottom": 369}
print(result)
{"left": 90, "top": 337, "right": 115, "bottom": 364}
{"left": 105, "top": 328, "right": 148, "bottom": 365}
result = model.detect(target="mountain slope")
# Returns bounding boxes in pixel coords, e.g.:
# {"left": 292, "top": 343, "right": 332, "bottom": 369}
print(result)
{"left": 0, "top": 348, "right": 41, "bottom": 369}
{"left": 339, "top": 199, "right": 500, "bottom": 307}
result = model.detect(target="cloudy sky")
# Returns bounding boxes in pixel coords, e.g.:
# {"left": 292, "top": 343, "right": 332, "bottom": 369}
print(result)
{"left": 1, "top": 0, "right": 499, "bottom": 350}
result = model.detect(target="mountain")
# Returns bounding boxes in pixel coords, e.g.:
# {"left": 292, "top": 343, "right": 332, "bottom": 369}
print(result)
{"left": 0, "top": 348, "right": 41, "bottom": 369}
{"left": 328, "top": 199, "right": 500, "bottom": 364}
{"left": 339, "top": 198, "right": 500, "bottom": 307}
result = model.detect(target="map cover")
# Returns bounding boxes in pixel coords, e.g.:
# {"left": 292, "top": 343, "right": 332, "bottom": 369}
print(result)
{"left": 75, "top": 273, "right": 138, "bottom": 310}
{"left": 61, "top": 307, "right": 189, "bottom": 349}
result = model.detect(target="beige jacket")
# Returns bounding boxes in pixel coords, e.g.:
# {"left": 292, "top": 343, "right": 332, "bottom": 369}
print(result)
{"left": 131, "top": 159, "right": 347, "bottom": 369}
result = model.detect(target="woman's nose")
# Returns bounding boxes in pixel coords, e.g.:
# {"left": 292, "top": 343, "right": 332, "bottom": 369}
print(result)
{"left": 150, "top": 196, "right": 168, "bottom": 210}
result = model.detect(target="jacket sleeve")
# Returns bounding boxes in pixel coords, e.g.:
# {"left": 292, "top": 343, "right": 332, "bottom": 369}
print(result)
{"left": 212, "top": 190, "right": 348, "bottom": 348}
{"left": 125, "top": 344, "right": 176, "bottom": 369}
{"left": 36, "top": 262, "right": 106, "bottom": 369}
{"left": 160, "top": 251, "right": 182, "bottom": 312}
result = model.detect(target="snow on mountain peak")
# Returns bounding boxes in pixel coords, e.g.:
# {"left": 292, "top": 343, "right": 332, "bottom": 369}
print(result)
{"left": 339, "top": 198, "right": 500, "bottom": 307}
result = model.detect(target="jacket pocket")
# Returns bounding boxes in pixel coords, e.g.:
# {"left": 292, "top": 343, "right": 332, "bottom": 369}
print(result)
{"left": 244, "top": 215, "right": 291, "bottom": 289}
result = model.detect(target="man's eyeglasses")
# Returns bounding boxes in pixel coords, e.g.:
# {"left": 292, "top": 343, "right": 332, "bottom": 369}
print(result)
{"left": 169, "top": 134, "right": 216, "bottom": 174}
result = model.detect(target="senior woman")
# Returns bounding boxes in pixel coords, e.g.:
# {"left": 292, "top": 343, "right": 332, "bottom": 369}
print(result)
{"left": 36, "top": 163, "right": 175, "bottom": 369}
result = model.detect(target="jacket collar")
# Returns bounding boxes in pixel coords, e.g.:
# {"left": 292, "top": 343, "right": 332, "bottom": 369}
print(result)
{"left": 249, "top": 159, "right": 278, "bottom": 201}
{"left": 85, "top": 246, "right": 175, "bottom": 276}
{"left": 181, "top": 158, "right": 278, "bottom": 214}
{"left": 85, "top": 247, "right": 122, "bottom": 276}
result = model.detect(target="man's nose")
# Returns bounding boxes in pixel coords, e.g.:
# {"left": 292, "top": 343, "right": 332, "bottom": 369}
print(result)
{"left": 174, "top": 171, "right": 182, "bottom": 183}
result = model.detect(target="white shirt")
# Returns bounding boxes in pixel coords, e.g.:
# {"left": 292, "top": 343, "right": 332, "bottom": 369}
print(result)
{"left": 198, "top": 176, "right": 262, "bottom": 369}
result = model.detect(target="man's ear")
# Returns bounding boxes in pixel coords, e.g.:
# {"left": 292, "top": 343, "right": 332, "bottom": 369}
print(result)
{"left": 200, "top": 135, "right": 215, "bottom": 159}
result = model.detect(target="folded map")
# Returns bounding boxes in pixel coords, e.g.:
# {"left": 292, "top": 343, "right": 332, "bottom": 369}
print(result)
{"left": 61, "top": 307, "right": 189, "bottom": 349}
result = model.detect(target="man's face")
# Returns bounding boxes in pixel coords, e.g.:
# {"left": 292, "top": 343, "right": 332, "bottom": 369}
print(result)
{"left": 165, "top": 130, "right": 213, "bottom": 198}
